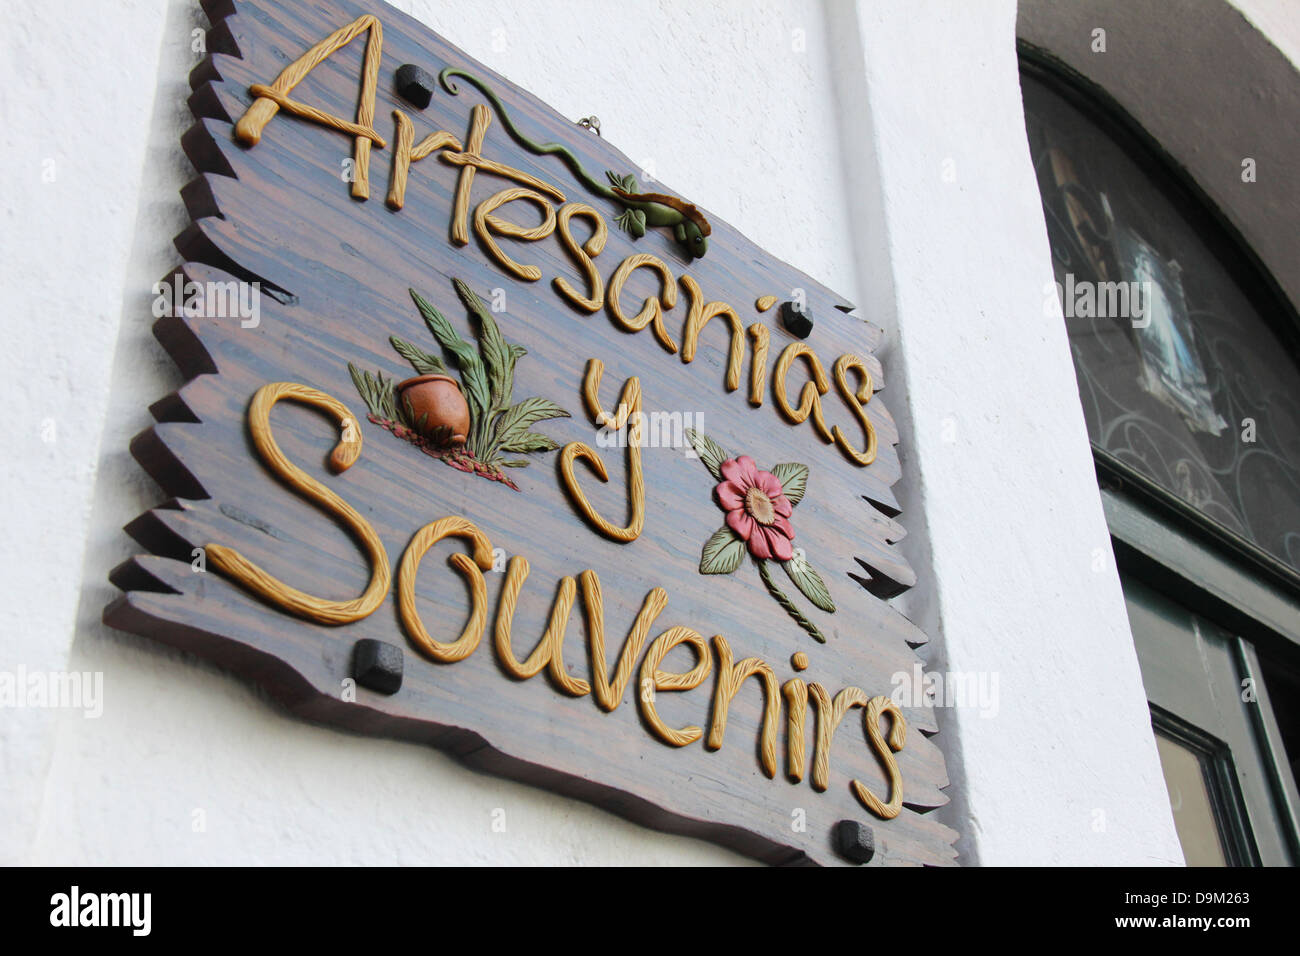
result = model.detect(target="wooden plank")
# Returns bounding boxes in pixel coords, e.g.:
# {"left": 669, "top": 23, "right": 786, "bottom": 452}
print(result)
{"left": 104, "top": 0, "right": 957, "bottom": 865}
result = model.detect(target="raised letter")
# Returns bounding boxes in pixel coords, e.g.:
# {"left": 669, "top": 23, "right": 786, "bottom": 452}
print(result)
{"left": 680, "top": 275, "right": 744, "bottom": 392}
{"left": 747, "top": 323, "right": 769, "bottom": 408}
{"left": 581, "top": 571, "right": 667, "bottom": 712}
{"left": 474, "top": 187, "right": 556, "bottom": 282}
{"left": 398, "top": 516, "right": 494, "bottom": 663}
{"left": 386, "top": 109, "right": 462, "bottom": 210}
{"left": 607, "top": 253, "right": 678, "bottom": 354}
{"left": 810, "top": 684, "right": 869, "bottom": 792}
{"left": 450, "top": 105, "right": 491, "bottom": 245}
{"left": 206, "top": 383, "right": 389, "bottom": 625}
{"left": 774, "top": 342, "right": 832, "bottom": 443}
{"left": 783, "top": 677, "right": 809, "bottom": 782}
{"left": 639, "top": 626, "right": 712, "bottom": 747}
{"left": 493, "top": 556, "right": 590, "bottom": 696}
{"left": 561, "top": 360, "right": 645, "bottom": 542}
{"left": 852, "top": 696, "right": 907, "bottom": 819}
{"left": 553, "top": 202, "right": 608, "bottom": 312}
{"left": 831, "top": 353, "right": 878, "bottom": 466}
{"left": 234, "top": 15, "right": 385, "bottom": 200}
{"left": 707, "top": 635, "right": 780, "bottom": 777}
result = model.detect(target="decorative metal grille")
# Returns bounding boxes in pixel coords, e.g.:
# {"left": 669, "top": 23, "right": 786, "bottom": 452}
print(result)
{"left": 1023, "top": 73, "right": 1300, "bottom": 574}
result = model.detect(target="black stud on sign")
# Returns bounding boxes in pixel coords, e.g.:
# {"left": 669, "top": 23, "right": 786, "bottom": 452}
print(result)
{"left": 395, "top": 64, "right": 435, "bottom": 110}
{"left": 834, "top": 819, "right": 876, "bottom": 864}
{"left": 353, "top": 638, "right": 404, "bottom": 695}
{"left": 779, "top": 300, "right": 813, "bottom": 338}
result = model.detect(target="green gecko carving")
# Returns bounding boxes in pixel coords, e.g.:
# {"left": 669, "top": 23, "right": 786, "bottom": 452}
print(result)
{"left": 438, "top": 68, "right": 712, "bottom": 260}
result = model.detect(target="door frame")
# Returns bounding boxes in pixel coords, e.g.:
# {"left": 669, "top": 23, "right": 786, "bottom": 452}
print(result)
{"left": 1106, "top": 482, "right": 1300, "bottom": 864}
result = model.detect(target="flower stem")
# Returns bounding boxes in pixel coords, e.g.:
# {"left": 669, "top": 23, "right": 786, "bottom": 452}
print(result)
{"left": 756, "top": 558, "right": 826, "bottom": 644}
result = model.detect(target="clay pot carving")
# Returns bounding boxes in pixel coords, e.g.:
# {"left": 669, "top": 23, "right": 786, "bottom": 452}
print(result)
{"left": 397, "top": 374, "right": 470, "bottom": 447}
{"left": 348, "top": 282, "right": 570, "bottom": 490}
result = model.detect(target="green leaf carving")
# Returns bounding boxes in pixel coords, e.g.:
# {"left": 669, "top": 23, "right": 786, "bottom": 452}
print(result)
{"left": 409, "top": 288, "right": 490, "bottom": 442}
{"left": 348, "top": 364, "right": 400, "bottom": 421}
{"left": 493, "top": 397, "right": 570, "bottom": 445}
{"left": 499, "top": 431, "right": 560, "bottom": 454}
{"left": 383, "top": 375, "right": 401, "bottom": 422}
{"left": 769, "top": 462, "right": 809, "bottom": 505}
{"left": 453, "top": 278, "right": 517, "bottom": 413}
{"left": 606, "top": 170, "right": 638, "bottom": 192}
{"left": 782, "top": 555, "right": 836, "bottom": 612}
{"left": 685, "top": 428, "right": 728, "bottom": 481}
{"left": 700, "top": 526, "right": 745, "bottom": 575}
{"left": 347, "top": 363, "right": 376, "bottom": 415}
{"left": 355, "top": 284, "right": 571, "bottom": 486}
{"left": 389, "top": 335, "right": 445, "bottom": 376}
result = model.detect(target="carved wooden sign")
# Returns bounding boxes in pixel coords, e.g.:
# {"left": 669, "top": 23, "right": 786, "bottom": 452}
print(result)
{"left": 107, "top": 0, "right": 957, "bottom": 865}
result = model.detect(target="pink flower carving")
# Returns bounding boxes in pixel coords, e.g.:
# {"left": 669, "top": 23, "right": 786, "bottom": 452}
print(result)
{"left": 714, "top": 455, "right": 795, "bottom": 561}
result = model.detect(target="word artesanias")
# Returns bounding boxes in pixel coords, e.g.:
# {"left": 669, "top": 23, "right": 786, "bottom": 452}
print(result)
{"left": 232, "top": 12, "right": 881, "bottom": 473}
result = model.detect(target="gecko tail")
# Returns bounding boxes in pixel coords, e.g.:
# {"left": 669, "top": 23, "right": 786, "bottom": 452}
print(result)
{"left": 438, "top": 68, "right": 711, "bottom": 238}
{"left": 611, "top": 187, "right": 712, "bottom": 236}
{"left": 437, "top": 67, "right": 613, "bottom": 199}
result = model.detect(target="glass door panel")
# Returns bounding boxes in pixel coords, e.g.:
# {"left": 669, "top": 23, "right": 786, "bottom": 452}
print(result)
{"left": 1122, "top": 575, "right": 1292, "bottom": 864}
{"left": 1154, "top": 732, "right": 1229, "bottom": 866}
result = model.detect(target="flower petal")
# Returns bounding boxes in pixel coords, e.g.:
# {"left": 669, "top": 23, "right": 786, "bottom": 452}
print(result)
{"left": 747, "top": 526, "right": 773, "bottom": 559}
{"left": 719, "top": 457, "right": 750, "bottom": 487}
{"left": 772, "top": 515, "right": 794, "bottom": 539}
{"left": 715, "top": 480, "right": 745, "bottom": 511}
{"left": 771, "top": 493, "right": 793, "bottom": 517}
{"left": 765, "top": 526, "right": 794, "bottom": 561}
{"left": 755, "top": 469, "right": 784, "bottom": 498}
{"left": 726, "top": 507, "right": 756, "bottom": 541}
{"left": 735, "top": 456, "right": 759, "bottom": 483}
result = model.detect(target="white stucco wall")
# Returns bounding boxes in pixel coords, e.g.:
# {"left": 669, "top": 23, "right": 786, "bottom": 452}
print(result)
{"left": 827, "top": 0, "right": 1182, "bottom": 865}
{"left": 1, "top": 0, "right": 1188, "bottom": 865}
{"left": 1, "top": 0, "right": 197, "bottom": 866}
{"left": 1233, "top": 0, "right": 1300, "bottom": 69}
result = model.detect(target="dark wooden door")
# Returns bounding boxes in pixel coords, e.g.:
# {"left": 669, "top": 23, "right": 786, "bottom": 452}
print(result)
{"left": 1123, "top": 576, "right": 1294, "bottom": 865}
